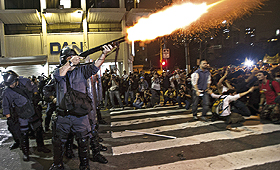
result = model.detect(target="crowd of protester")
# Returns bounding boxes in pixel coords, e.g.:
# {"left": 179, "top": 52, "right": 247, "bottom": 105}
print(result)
{"left": 1, "top": 60, "right": 280, "bottom": 124}
{"left": 100, "top": 60, "right": 280, "bottom": 124}
{"left": 0, "top": 58, "right": 279, "bottom": 169}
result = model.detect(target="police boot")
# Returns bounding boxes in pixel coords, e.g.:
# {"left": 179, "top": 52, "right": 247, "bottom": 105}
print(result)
{"left": 97, "top": 134, "right": 103, "bottom": 142}
{"left": 10, "top": 139, "right": 20, "bottom": 150}
{"left": 49, "top": 137, "right": 65, "bottom": 170}
{"left": 65, "top": 133, "right": 75, "bottom": 159}
{"left": 35, "top": 126, "right": 51, "bottom": 153}
{"left": 90, "top": 136, "right": 108, "bottom": 164}
{"left": 99, "top": 143, "right": 107, "bottom": 151}
{"left": 77, "top": 137, "right": 90, "bottom": 170}
{"left": 20, "top": 131, "right": 30, "bottom": 161}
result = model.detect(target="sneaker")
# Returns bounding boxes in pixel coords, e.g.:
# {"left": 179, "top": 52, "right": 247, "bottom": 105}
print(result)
{"left": 200, "top": 116, "right": 208, "bottom": 122}
{"left": 193, "top": 116, "right": 199, "bottom": 121}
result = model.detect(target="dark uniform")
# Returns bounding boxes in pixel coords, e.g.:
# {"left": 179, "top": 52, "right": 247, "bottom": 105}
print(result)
{"left": 50, "top": 46, "right": 100, "bottom": 170}
{"left": 2, "top": 71, "right": 50, "bottom": 161}
{"left": 43, "top": 78, "right": 57, "bottom": 132}
{"left": 87, "top": 74, "right": 108, "bottom": 163}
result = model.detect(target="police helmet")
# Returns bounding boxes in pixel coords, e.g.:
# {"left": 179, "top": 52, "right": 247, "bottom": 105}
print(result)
{"left": 2, "top": 70, "right": 19, "bottom": 86}
{"left": 60, "top": 45, "right": 81, "bottom": 65}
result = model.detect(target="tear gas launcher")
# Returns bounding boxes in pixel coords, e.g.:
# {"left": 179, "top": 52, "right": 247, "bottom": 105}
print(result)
{"left": 78, "top": 36, "right": 126, "bottom": 58}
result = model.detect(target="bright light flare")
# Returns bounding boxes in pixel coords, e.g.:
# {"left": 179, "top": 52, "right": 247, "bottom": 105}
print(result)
{"left": 127, "top": 0, "right": 225, "bottom": 42}
{"left": 244, "top": 60, "right": 254, "bottom": 67}
{"left": 127, "top": 2, "right": 210, "bottom": 42}
{"left": 126, "top": 0, "right": 267, "bottom": 42}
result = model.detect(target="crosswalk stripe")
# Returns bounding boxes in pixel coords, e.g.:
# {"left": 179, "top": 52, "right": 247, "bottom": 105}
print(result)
{"left": 112, "top": 124, "right": 280, "bottom": 155}
{"left": 131, "top": 144, "right": 280, "bottom": 170}
{"left": 111, "top": 108, "right": 187, "bottom": 119}
{"left": 111, "top": 121, "right": 224, "bottom": 138}
{"left": 111, "top": 112, "right": 213, "bottom": 127}
{"left": 111, "top": 114, "right": 191, "bottom": 127}
{"left": 110, "top": 106, "right": 183, "bottom": 115}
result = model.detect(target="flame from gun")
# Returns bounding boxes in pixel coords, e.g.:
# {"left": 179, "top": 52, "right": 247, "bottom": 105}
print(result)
{"left": 126, "top": 0, "right": 266, "bottom": 42}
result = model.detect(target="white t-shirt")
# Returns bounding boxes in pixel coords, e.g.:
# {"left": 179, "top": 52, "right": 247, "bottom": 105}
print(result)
{"left": 222, "top": 86, "right": 229, "bottom": 93}
{"left": 210, "top": 93, "right": 241, "bottom": 116}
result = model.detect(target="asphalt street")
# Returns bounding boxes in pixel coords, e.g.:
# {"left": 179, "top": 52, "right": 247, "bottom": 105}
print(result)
{"left": 0, "top": 106, "right": 280, "bottom": 170}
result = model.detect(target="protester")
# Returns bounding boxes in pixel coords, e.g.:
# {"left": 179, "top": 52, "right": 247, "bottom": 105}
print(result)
{"left": 151, "top": 73, "right": 161, "bottom": 107}
{"left": 191, "top": 59, "right": 211, "bottom": 121}
{"left": 208, "top": 87, "right": 255, "bottom": 123}
{"left": 108, "top": 72, "right": 124, "bottom": 110}
{"left": 138, "top": 76, "right": 149, "bottom": 97}
{"left": 163, "top": 87, "right": 177, "bottom": 106}
{"left": 257, "top": 71, "right": 280, "bottom": 122}
{"left": 177, "top": 84, "right": 192, "bottom": 110}
{"left": 133, "top": 92, "right": 144, "bottom": 109}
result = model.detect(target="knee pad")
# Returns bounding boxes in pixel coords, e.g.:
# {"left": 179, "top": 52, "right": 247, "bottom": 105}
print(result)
{"left": 78, "top": 137, "right": 89, "bottom": 148}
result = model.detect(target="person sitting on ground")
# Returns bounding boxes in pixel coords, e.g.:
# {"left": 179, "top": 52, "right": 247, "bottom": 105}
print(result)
{"left": 207, "top": 87, "right": 255, "bottom": 124}
{"left": 163, "top": 87, "right": 177, "bottom": 106}
{"left": 133, "top": 92, "right": 144, "bottom": 109}
{"left": 177, "top": 84, "right": 192, "bottom": 110}
{"left": 143, "top": 89, "right": 152, "bottom": 108}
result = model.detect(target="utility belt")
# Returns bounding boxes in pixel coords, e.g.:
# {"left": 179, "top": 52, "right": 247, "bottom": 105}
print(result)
{"left": 56, "top": 107, "right": 88, "bottom": 117}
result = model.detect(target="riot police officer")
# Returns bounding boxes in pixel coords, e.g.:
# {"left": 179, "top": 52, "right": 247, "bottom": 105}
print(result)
{"left": 2, "top": 70, "right": 50, "bottom": 161}
{"left": 49, "top": 44, "right": 114, "bottom": 170}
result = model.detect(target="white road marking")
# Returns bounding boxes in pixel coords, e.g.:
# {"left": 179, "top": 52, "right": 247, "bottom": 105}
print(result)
{"left": 112, "top": 124, "right": 280, "bottom": 155}
{"left": 131, "top": 144, "right": 280, "bottom": 170}
{"left": 112, "top": 121, "right": 224, "bottom": 138}
{"left": 111, "top": 109, "right": 187, "bottom": 119}
{"left": 111, "top": 111, "right": 212, "bottom": 127}
{"left": 110, "top": 106, "right": 182, "bottom": 115}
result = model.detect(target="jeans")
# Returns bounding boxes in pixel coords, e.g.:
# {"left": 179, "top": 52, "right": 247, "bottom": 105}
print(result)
{"left": 133, "top": 102, "right": 143, "bottom": 109}
{"left": 125, "top": 91, "right": 134, "bottom": 105}
{"left": 231, "top": 100, "right": 251, "bottom": 116}
{"left": 109, "top": 90, "right": 123, "bottom": 108}
{"left": 177, "top": 96, "right": 190, "bottom": 110}
{"left": 104, "top": 90, "right": 109, "bottom": 108}
{"left": 151, "top": 89, "right": 160, "bottom": 106}
{"left": 192, "top": 91, "right": 210, "bottom": 116}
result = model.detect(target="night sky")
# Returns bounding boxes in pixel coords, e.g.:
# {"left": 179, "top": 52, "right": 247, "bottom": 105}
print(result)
{"left": 233, "top": 0, "right": 280, "bottom": 40}
{"left": 135, "top": 0, "right": 280, "bottom": 70}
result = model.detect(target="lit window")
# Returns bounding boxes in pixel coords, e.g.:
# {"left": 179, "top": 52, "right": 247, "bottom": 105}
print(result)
{"left": 60, "top": 0, "right": 71, "bottom": 8}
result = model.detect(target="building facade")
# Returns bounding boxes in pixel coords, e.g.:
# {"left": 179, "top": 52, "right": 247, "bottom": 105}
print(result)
{"left": 0, "top": 0, "right": 152, "bottom": 77}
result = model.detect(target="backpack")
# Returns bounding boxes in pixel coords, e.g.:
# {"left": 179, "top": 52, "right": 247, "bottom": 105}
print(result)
{"left": 211, "top": 95, "right": 229, "bottom": 116}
